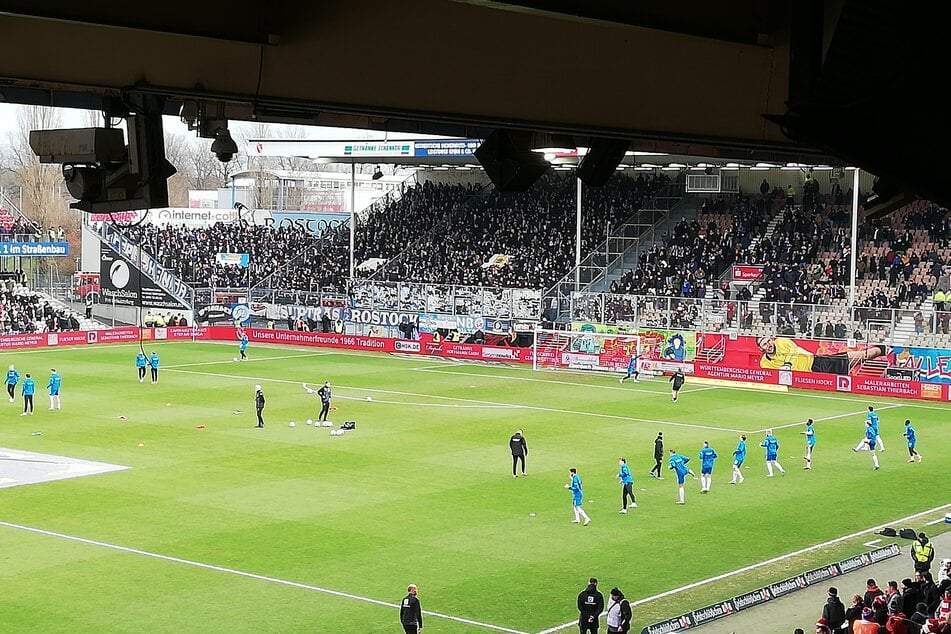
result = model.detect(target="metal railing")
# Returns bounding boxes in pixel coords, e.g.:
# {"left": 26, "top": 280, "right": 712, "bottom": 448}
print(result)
{"left": 545, "top": 176, "right": 686, "bottom": 319}
{"left": 567, "top": 292, "right": 935, "bottom": 347}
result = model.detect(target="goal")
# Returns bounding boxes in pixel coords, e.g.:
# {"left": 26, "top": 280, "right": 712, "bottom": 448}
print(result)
{"left": 532, "top": 329, "right": 641, "bottom": 373}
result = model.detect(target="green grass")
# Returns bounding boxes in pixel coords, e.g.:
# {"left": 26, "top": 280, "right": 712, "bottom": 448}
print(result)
{"left": 0, "top": 341, "right": 949, "bottom": 633}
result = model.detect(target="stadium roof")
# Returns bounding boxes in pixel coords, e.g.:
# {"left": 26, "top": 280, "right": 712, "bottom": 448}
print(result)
{"left": 1, "top": 1, "right": 946, "bottom": 208}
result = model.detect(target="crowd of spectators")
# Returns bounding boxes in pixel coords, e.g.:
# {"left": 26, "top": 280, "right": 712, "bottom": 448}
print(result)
{"left": 807, "top": 552, "right": 951, "bottom": 633}
{"left": 608, "top": 193, "right": 770, "bottom": 298}
{"left": 122, "top": 221, "right": 347, "bottom": 292}
{"left": 120, "top": 174, "right": 669, "bottom": 294}
{"left": 0, "top": 217, "right": 66, "bottom": 243}
{"left": 363, "top": 174, "right": 669, "bottom": 289}
{"left": 1, "top": 279, "right": 82, "bottom": 334}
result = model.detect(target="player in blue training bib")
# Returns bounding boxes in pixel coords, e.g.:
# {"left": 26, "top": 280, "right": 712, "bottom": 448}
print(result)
{"left": 6, "top": 364, "right": 20, "bottom": 402}
{"left": 668, "top": 449, "right": 696, "bottom": 505}
{"left": 731, "top": 434, "right": 747, "bottom": 484}
{"left": 564, "top": 468, "right": 591, "bottom": 525}
{"left": 698, "top": 441, "right": 718, "bottom": 493}
{"left": 801, "top": 419, "right": 816, "bottom": 470}
{"left": 135, "top": 352, "right": 147, "bottom": 383}
{"left": 148, "top": 351, "right": 160, "bottom": 384}
{"left": 760, "top": 430, "right": 785, "bottom": 477}
{"left": 903, "top": 419, "right": 921, "bottom": 463}
{"left": 47, "top": 368, "right": 62, "bottom": 411}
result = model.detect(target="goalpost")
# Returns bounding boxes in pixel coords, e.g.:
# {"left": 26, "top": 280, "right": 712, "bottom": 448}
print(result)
{"left": 532, "top": 329, "right": 643, "bottom": 374}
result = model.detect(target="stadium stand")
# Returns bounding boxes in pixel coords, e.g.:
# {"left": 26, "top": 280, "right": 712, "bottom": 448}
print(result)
{"left": 121, "top": 174, "right": 669, "bottom": 294}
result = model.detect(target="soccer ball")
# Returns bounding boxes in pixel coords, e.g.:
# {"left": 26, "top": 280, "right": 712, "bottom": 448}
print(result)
{"left": 306, "top": 388, "right": 314, "bottom": 394}
{"left": 337, "top": 429, "right": 345, "bottom": 436}
{"left": 330, "top": 430, "right": 339, "bottom": 436}
{"left": 366, "top": 396, "right": 373, "bottom": 402}
{"left": 289, "top": 421, "right": 296, "bottom": 427}
{"left": 322, "top": 421, "right": 333, "bottom": 428}
{"left": 232, "top": 357, "right": 238, "bottom": 362}
{"left": 306, "top": 419, "right": 313, "bottom": 425}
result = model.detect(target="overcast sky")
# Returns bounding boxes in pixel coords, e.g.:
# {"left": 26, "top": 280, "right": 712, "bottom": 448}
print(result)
{"left": 0, "top": 103, "right": 443, "bottom": 147}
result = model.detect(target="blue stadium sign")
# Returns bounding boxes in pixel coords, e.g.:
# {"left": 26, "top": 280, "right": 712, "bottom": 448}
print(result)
{"left": 0, "top": 241, "right": 70, "bottom": 256}
{"left": 414, "top": 139, "right": 481, "bottom": 157}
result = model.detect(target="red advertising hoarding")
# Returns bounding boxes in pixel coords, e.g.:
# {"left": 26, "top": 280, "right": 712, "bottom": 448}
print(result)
{"left": 1, "top": 326, "right": 949, "bottom": 402}
{"left": 732, "top": 265, "right": 765, "bottom": 281}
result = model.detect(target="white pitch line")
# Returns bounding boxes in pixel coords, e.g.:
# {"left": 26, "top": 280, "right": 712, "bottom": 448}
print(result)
{"left": 752, "top": 404, "right": 904, "bottom": 433}
{"left": 534, "top": 502, "right": 951, "bottom": 634}
{"left": 163, "top": 353, "right": 333, "bottom": 369}
{"left": 413, "top": 366, "right": 713, "bottom": 396}
{"left": 166, "top": 368, "right": 746, "bottom": 433}
{"left": 335, "top": 395, "right": 520, "bottom": 409}
{"left": 862, "top": 539, "right": 882, "bottom": 547}
{"left": 926, "top": 517, "right": 948, "bottom": 526}
{"left": 0, "top": 520, "right": 530, "bottom": 634}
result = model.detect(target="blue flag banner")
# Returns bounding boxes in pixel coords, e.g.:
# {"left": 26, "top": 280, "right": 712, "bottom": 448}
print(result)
{"left": 215, "top": 253, "right": 250, "bottom": 268}
{"left": 0, "top": 241, "right": 69, "bottom": 257}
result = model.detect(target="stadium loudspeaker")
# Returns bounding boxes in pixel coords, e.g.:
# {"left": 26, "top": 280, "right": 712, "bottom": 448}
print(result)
{"left": 577, "top": 138, "right": 630, "bottom": 187}
{"left": 474, "top": 130, "right": 550, "bottom": 192}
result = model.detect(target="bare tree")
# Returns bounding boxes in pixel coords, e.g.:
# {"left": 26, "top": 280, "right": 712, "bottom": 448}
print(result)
{"left": 6, "top": 105, "right": 79, "bottom": 273}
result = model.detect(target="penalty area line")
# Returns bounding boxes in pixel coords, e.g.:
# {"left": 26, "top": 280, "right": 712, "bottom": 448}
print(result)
{"left": 751, "top": 404, "right": 904, "bottom": 433}
{"left": 0, "top": 520, "right": 530, "bottom": 634}
{"left": 166, "top": 369, "right": 743, "bottom": 433}
{"left": 163, "top": 352, "right": 333, "bottom": 369}
{"left": 535, "top": 502, "right": 951, "bottom": 634}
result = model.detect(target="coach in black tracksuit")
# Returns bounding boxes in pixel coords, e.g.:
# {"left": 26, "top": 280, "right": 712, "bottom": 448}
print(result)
{"left": 400, "top": 584, "right": 422, "bottom": 634}
{"left": 578, "top": 577, "right": 605, "bottom": 633}
{"left": 650, "top": 432, "right": 664, "bottom": 479}
{"left": 317, "top": 381, "right": 331, "bottom": 421}
{"left": 254, "top": 385, "right": 266, "bottom": 428}
{"left": 509, "top": 429, "right": 528, "bottom": 477}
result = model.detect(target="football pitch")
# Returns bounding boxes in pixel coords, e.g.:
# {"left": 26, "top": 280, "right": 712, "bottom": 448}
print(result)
{"left": 1, "top": 341, "right": 949, "bottom": 633}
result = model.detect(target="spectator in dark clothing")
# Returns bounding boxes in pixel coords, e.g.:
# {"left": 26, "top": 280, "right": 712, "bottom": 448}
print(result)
{"left": 865, "top": 579, "right": 885, "bottom": 607}
{"left": 845, "top": 593, "right": 865, "bottom": 630}
{"left": 821, "top": 587, "right": 847, "bottom": 634}
{"left": 578, "top": 578, "right": 604, "bottom": 634}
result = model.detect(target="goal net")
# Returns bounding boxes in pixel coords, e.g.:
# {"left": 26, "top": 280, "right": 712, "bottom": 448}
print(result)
{"left": 532, "top": 329, "right": 641, "bottom": 373}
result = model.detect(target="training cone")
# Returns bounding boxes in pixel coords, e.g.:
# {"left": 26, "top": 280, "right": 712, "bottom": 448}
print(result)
{"left": 196, "top": 424, "right": 206, "bottom": 429}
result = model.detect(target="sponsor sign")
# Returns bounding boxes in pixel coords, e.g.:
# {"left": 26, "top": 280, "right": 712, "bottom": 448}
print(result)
{"left": 150, "top": 207, "right": 238, "bottom": 226}
{"left": 851, "top": 376, "right": 920, "bottom": 398}
{"left": 641, "top": 615, "right": 695, "bottom": 634}
{"left": 690, "top": 601, "right": 734, "bottom": 625}
{"left": 98, "top": 223, "right": 191, "bottom": 307}
{"left": 216, "top": 253, "right": 250, "bottom": 268}
{"left": 89, "top": 212, "right": 138, "bottom": 223}
{"left": 343, "top": 142, "right": 412, "bottom": 156}
{"left": 100, "top": 244, "right": 140, "bottom": 307}
{"left": 100, "top": 244, "right": 187, "bottom": 310}
{"left": 418, "top": 312, "right": 484, "bottom": 334}
{"left": 0, "top": 241, "right": 69, "bottom": 256}
{"left": 732, "top": 264, "right": 765, "bottom": 281}
{"left": 885, "top": 367, "right": 916, "bottom": 380}
{"left": 731, "top": 588, "right": 771, "bottom": 611}
{"left": 481, "top": 346, "right": 521, "bottom": 360}
{"left": 393, "top": 340, "right": 421, "bottom": 353}
{"left": 920, "top": 383, "right": 942, "bottom": 400}
{"left": 642, "top": 546, "right": 900, "bottom": 634}
{"left": 836, "top": 375, "right": 852, "bottom": 392}
{"left": 769, "top": 575, "right": 807, "bottom": 599}
{"left": 802, "top": 564, "right": 840, "bottom": 585}
{"left": 255, "top": 211, "right": 349, "bottom": 234}
{"left": 413, "top": 139, "right": 481, "bottom": 157}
